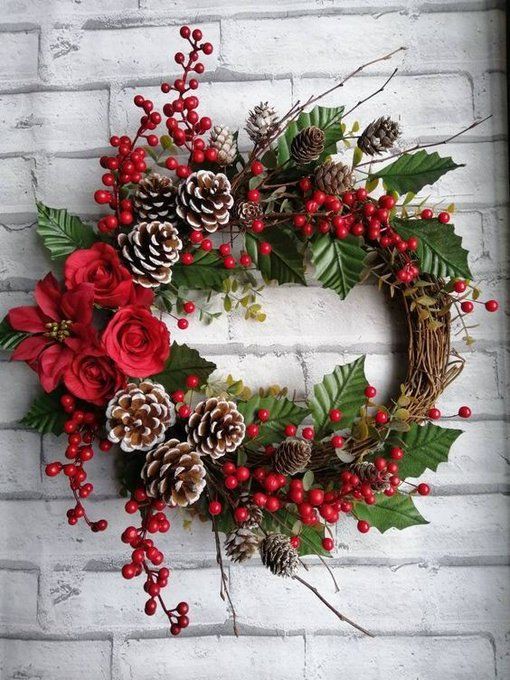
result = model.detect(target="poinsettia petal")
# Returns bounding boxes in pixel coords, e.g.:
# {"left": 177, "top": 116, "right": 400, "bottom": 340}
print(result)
{"left": 11, "top": 335, "right": 49, "bottom": 361}
{"left": 60, "top": 283, "right": 95, "bottom": 324}
{"left": 37, "top": 344, "right": 72, "bottom": 392}
{"left": 7, "top": 306, "right": 47, "bottom": 333}
{"left": 34, "top": 273, "right": 62, "bottom": 320}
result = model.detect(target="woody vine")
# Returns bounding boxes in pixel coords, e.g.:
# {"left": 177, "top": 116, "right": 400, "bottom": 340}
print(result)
{"left": 0, "top": 27, "right": 499, "bottom": 636}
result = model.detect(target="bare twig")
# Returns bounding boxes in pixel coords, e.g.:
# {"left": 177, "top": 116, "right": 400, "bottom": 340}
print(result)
{"left": 342, "top": 67, "right": 399, "bottom": 118}
{"left": 211, "top": 514, "right": 239, "bottom": 636}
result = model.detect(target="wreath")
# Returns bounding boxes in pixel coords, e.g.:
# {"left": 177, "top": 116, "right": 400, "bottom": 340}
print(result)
{"left": 0, "top": 26, "right": 498, "bottom": 637}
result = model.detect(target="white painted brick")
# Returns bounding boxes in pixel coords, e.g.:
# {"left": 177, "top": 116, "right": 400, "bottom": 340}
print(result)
{"left": 208, "top": 351, "right": 306, "bottom": 394}
{"left": 0, "top": 430, "right": 41, "bottom": 496}
{"left": 305, "top": 635, "right": 495, "bottom": 680}
{"left": 474, "top": 71, "right": 508, "bottom": 139}
{"left": 0, "top": 639, "right": 112, "bottom": 680}
{"left": 0, "top": 363, "right": 40, "bottom": 424}
{"left": 119, "top": 635, "right": 305, "bottom": 680}
{"left": 4, "top": 0, "right": 137, "bottom": 16}
{"left": 0, "top": 223, "right": 50, "bottom": 287}
{"left": 0, "top": 570, "right": 38, "bottom": 627}
{"left": 0, "top": 90, "right": 109, "bottom": 154}
{"left": 0, "top": 291, "right": 32, "bottom": 320}
{"left": 41, "top": 23, "right": 220, "bottom": 86}
{"left": 484, "top": 207, "right": 510, "bottom": 271}
{"left": 35, "top": 156, "right": 101, "bottom": 215}
{"left": 0, "top": 157, "right": 35, "bottom": 216}
{"left": 0, "top": 31, "right": 39, "bottom": 83}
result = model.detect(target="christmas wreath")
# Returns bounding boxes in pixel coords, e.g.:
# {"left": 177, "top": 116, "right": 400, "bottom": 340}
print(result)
{"left": 1, "top": 27, "right": 498, "bottom": 636}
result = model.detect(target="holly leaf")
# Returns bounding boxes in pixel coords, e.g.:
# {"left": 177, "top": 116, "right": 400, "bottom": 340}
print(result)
{"left": 171, "top": 250, "right": 231, "bottom": 291}
{"left": 261, "top": 509, "right": 328, "bottom": 557}
{"left": 277, "top": 105, "right": 345, "bottom": 165}
{"left": 36, "top": 202, "right": 96, "bottom": 260}
{"left": 0, "top": 316, "right": 29, "bottom": 352}
{"left": 237, "top": 395, "right": 309, "bottom": 446}
{"left": 245, "top": 226, "right": 306, "bottom": 285}
{"left": 308, "top": 357, "right": 368, "bottom": 437}
{"left": 152, "top": 342, "right": 216, "bottom": 393}
{"left": 393, "top": 217, "right": 471, "bottom": 279}
{"left": 354, "top": 492, "right": 428, "bottom": 533}
{"left": 387, "top": 422, "right": 463, "bottom": 480}
{"left": 20, "top": 391, "right": 66, "bottom": 435}
{"left": 368, "top": 150, "right": 462, "bottom": 194}
{"left": 311, "top": 233, "right": 365, "bottom": 299}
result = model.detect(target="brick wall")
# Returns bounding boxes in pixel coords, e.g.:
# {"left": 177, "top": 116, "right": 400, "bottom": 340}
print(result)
{"left": 0, "top": 1, "right": 508, "bottom": 678}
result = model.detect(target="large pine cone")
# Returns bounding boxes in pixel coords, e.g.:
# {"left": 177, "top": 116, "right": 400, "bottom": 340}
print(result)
{"left": 225, "top": 527, "right": 259, "bottom": 563}
{"left": 260, "top": 533, "right": 299, "bottom": 577}
{"left": 132, "top": 173, "right": 177, "bottom": 223}
{"left": 142, "top": 439, "right": 206, "bottom": 507}
{"left": 273, "top": 438, "right": 311, "bottom": 476}
{"left": 106, "top": 381, "right": 174, "bottom": 452}
{"left": 175, "top": 170, "right": 233, "bottom": 233}
{"left": 245, "top": 101, "right": 279, "bottom": 143}
{"left": 357, "top": 116, "right": 401, "bottom": 156}
{"left": 186, "top": 398, "right": 245, "bottom": 458}
{"left": 350, "top": 461, "right": 390, "bottom": 491}
{"left": 235, "top": 200, "right": 262, "bottom": 225}
{"left": 209, "top": 125, "right": 238, "bottom": 165}
{"left": 118, "top": 220, "right": 182, "bottom": 288}
{"left": 314, "top": 161, "right": 353, "bottom": 195}
{"left": 291, "top": 126, "right": 325, "bottom": 165}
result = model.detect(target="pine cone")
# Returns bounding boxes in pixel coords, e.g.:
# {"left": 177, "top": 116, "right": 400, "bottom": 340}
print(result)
{"left": 290, "top": 126, "right": 325, "bottom": 165}
{"left": 245, "top": 101, "right": 279, "bottom": 143}
{"left": 132, "top": 173, "right": 177, "bottom": 223}
{"left": 186, "top": 398, "right": 246, "bottom": 459}
{"left": 273, "top": 438, "right": 311, "bottom": 476}
{"left": 260, "top": 533, "right": 299, "bottom": 577}
{"left": 357, "top": 116, "right": 401, "bottom": 156}
{"left": 106, "top": 381, "right": 174, "bottom": 452}
{"left": 209, "top": 125, "right": 238, "bottom": 165}
{"left": 314, "top": 161, "right": 353, "bottom": 195}
{"left": 142, "top": 438, "right": 206, "bottom": 507}
{"left": 118, "top": 220, "right": 182, "bottom": 288}
{"left": 235, "top": 200, "right": 262, "bottom": 225}
{"left": 176, "top": 170, "right": 233, "bottom": 233}
{"left": 350, "top": 461, "right": 390, "bottom": 491}
{"left": 225, "top": 527, "right": 259, "bottom": 563}
{"left": 237, "top": 492, "right": 263, "bottom": 528}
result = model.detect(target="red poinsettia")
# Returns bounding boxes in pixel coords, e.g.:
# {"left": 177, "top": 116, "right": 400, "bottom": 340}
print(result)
{"left": 8, "top": 273, "right": 95, "bottom": 392}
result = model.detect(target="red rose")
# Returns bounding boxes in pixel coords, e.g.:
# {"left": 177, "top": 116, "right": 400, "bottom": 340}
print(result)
{"left": 102, "top": 305, "right": 170, "bottom": 377}
{"left": 64, "top": 344, "right": 126, "bottom": 406}
{"left": 64, "top": 242, "right": 153, "bottom": 308}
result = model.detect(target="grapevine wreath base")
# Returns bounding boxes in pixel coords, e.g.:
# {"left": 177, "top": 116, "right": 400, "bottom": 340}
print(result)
{"left": 0, "top": 27, "right": 499, "bottom": 636}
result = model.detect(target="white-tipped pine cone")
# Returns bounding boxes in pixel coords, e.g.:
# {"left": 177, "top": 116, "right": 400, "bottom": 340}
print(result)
{"left": 186, "top": 398, "right": 245, "bottom": 458}
{"left": 260, "top": 533, "right": 299, "bottom": 577}
{"left": 176, "top": 170, "right": 233, "bottom": 233}
{"left": 290, "top": 126, "right": 325, "bottom": 165}
{"left": 245, "top": 101, "right": 279, "bottom": 143}
{"left": 357, "top": 116, "right": 401, "bottom": 156}
{"left": 132, "top": 173, "right": 178, "bottom": 223}
{"left": 209, "top": 125, "right": 238, "bottom": 165}
{"left": 225, "top": 527, "right": 259, "bottom": 563}
{"left": 350, "top": 461, "right": 390, "bottom": 492}
{"left": 106, "top": 381, "right": 174, "bottom": 452}
{"left": 314, "top": 161, "right": 353, "bottom": 195}
{"left": 273, "top": 438, "right": 311, "bottom": 476}
{"left": 118, "top": 220, "right": 182, "bottom": 288}
{"left": 142, "top": 439, "right": 206, "bottom": 507}
{"left": 235, "top": 200, "right": 262, "bottom": 225}
{"left": 237, "top": 491, "right": 264, "bottom": 528}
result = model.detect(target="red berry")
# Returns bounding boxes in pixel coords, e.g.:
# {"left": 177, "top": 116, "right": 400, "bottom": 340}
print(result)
{"left": 302, "top": 426, "right": 314, "bottom": 440}
{"left": 259, "top": 242, "right": 272, "bottom": 256}
{"left": 285, "top": 424, "right": 297, "bottom": 437}
{"left": 178, "top": 404, "right": 192, "bottom": 419}
{"left": 177, "top": 318, "right": 189, "bottom": 330}
{"left": 219, "top": 243, "right": 231, "bottom": 257}
{"left": 251, "top": 219, "right": 264, "bottom": 233}
{"left": 183, "top": 301, "right": 195, "bottom": 314}
{"left": 331, "top": 435, "right": 344, "bottom": 449}
{"left": 222, "top": 462, "right": 236, "bottom": 475}
{"left": 290, "top": 536, "right": 301, "bottom": 549}
{"left": 364, "top": 385, "right": 377, "bottom": 399}
{"left": 265, "top": 496, "right": 280, "bottom": 512}
{"left": 247, "top": 189, "right": 260, "bottom": 202}
{"left": 428, "top": 408, "right": 441, "bottom": 420}
{"left": 417, "top": 483, "right": 430, "bottom": 496}
{"left": 181, "top": 252, "right": 194, "bottom": 265}
{"left": 438, "top": 211, "right": 450, "bottom": 224}
{"left": 485, "top": 299, "right": 499, "bottom": 312}
{"left": 375, "top": 411, "right": 389, "bottom": 425}
{"left": 264, "top": 474, "right": 279, "bottom": 493}
{"left": 308, "top": 488, "right": 324, "bottom": 506}
{"left": 322, "top": 537, "right": 334, "bottom": 551}
{"left": 453, "top": 279, "right": 467, "bottom": 293}
{"left": 257, "top": 408, "right": 270, "bottom": 422}
{"left": 240, "top": 253, "right": 252, "bottom": 267}
{"left": 329, "top": 408, "right": 342, "bottom": 423}
{"left": 121, "top": 564, "right": 136, "bottom": 579}
{"left": 253, "top": 492, "right": 267, "bottom": 507}
{"left": 234, "top": 507, "right": 249, "bottom": 524}
{"left": 185, "top": 374, "right": 200, "bottom": 389}
{"left": 379, "top": 194, "right": 396, "bottom": 210}
{"left": 390, "top": 446, "right": 404, "bottom": 460}
{"left": 171, "top": 390, "right": 185, "bottom": 403}
{"left": 461, "top": 300, "right": 474, "bottom": 314}
{"left": 357, "top": 520, "right": 370, "bottom": 533}
{"left": 225, "top": 475, "right": 238, "bottom": 490}
{"left": 45, "top": 462, "right": 62, "bottom": 477}
{"left": 458, "top": 405, "right": 472, "bottom": 418}
{"left": 201, "top": 239, "right": 213, "bottom": 251}
{"left": 236, "top": 466, "right": 250, "bottom": 482}
{"left": 421, "top": 208, "right": 433, "bottom": 220}
{"left": 251, "top": 160, "right": 264, "bottom": 175}
{"left": 125, "top": 500, "right": 139, "bottom": 514}
{"left": 246, "top": 423, "right": 259, "bottom": 438}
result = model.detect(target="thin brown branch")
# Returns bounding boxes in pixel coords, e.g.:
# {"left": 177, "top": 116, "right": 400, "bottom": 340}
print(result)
{"left": 342, "top": 67, "right": 399, "bottom": 118}
{"left": 211, "top": 514, "right": 240, "bottom": 637}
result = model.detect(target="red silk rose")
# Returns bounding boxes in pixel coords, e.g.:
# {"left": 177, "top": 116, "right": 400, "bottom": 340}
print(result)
{"left": 64, "top": 343, "right": 126, "bottom": 405}
{"left": 102, "top": 305, "right": 170, "bottom": 377}
{"left": 64, "top": 242, "right": 153, "bottom": 308}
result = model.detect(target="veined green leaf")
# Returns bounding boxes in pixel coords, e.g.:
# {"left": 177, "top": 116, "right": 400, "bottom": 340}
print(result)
{"left": 20, "top": 391, "right": 67, "bottom": 435}
{"left": 245, "top": 226, "right": 306, "bottom": 285}
{"left": 36, "top": 202, "right": 96, "bottom": 260}
{"left": 152, "top": 342, "right": 216, "bottom": 394}
{"left": 311, "top": 234, "right": 365, "bottom": 299}
{"left": 171, "top": 250, "right": 231, "bottom": 291}
{"left": 0, "top": 316, "right": 29, "bottom": 352}
{"left": 369, "top": 150, "right": 463, "bottom": 195}
{"left": 354, "top": 492, "right": 428, "bottom": 533}
{"left": 237, "top": 395, "right": 308, "bottom": 446}
{"left": 277, "top": 105, "right": 345, "bottom": 165}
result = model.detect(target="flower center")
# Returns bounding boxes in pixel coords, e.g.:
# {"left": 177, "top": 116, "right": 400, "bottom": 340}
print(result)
{"left": 44, "top": 319, "right": 73, "bottom": 342}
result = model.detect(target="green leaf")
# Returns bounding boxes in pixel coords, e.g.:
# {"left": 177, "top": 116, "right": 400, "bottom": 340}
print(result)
{"left": 393, "top": 217, "right": 471, "bottom": 279}
{"left": 245, "top": 226, "right": 306, "bottom": 285}
{"left": 311, "top": 233, "right": 365, "bottom": 299}
{"left": 0, "top": 316, "right": 29, "bottom": 352}
{"left": 237, "top": 395, "right": 308, "bottom": 446}
{"left": 214, "top": 510, "right": 236, "bottom": 536}
{"left": 369, "top": 150, "right": 463, "bottom": 195}
{"left": 308, "top": 357, "right": 368, "bottom": 437}
{"left": 354, "top": 492, "right": 428, "bottom": 533}
{"left": 36, "top": 202, "right": 96, "bottom": 260}
{"left": 20, "top": 391, "right": 67, "bottom": 435}
{"left": 277, "top": 105, "right": 345, "bottom": 165}
{"left": 261, "top": 509, "right": 328, "bottom": 557}
{"left": 387, "top": 422, "right": 463, "bottom": 480}
{"left": 171, "top": 250, "right": 231, "bottom": 291}
{"left": 152, "top": 342, "right": 216, "bottom": 394}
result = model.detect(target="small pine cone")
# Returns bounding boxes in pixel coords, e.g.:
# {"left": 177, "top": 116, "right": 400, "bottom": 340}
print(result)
{"left": 260, "top": 533, "right": 299, "bottom": 577}
{"left": 132, "top": 173, "right": 177, "bottom": 223}
{"left": 245, "top": 101, "right": 279, "bottom": 143}
{"left": 237, "top": 492, "right": 263, "bottom": 528}
{"left": 142, "top": 439, "right": 206, "bottom": 507}
{"left": 176, "top": 170, "right": 234, "bottom": 233}
{"left": 350, "top": 461, "right": 390, "bottom": 492}
{"left": 273, "top": 438, "right": 311, "bottom": 476}
{"left": 225, "top": 527, "right": 259, "bottom": 563}
{"left": 187, "top": 398, "right": 246, "bottom": 459}
{"left": 106, "top": 381, "right": 174, "bottom": 453}
{"left": 235, "top": 200, "right": 262, "bottom": 225}
{"left": 118, "top": 220, "right": 182, "bottom": 288}
{"left": 357, "top": 116, "right": 401, "bottom": 156}
{"left": 290, "top": 126, "right": 325, "bottom": 165}
{"left": 314, "top": 161, "right": 353, "bottom": 195}
{"left": 209, "top": 125, "right": 238, "bottom": 165}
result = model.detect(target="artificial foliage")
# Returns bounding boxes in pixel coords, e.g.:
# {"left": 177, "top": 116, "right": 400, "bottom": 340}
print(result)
{"left": 0, "top": 26, "right": 499, "bottom": 637}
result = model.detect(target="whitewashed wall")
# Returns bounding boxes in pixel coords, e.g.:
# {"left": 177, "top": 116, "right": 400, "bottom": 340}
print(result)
{"left": 0, "top": 1, "right": 508, "bottom": 678}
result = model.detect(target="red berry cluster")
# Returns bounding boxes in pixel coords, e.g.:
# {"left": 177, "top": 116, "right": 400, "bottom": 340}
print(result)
{"left": 45, "top": 393, "right": 110, "bottom": 531}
